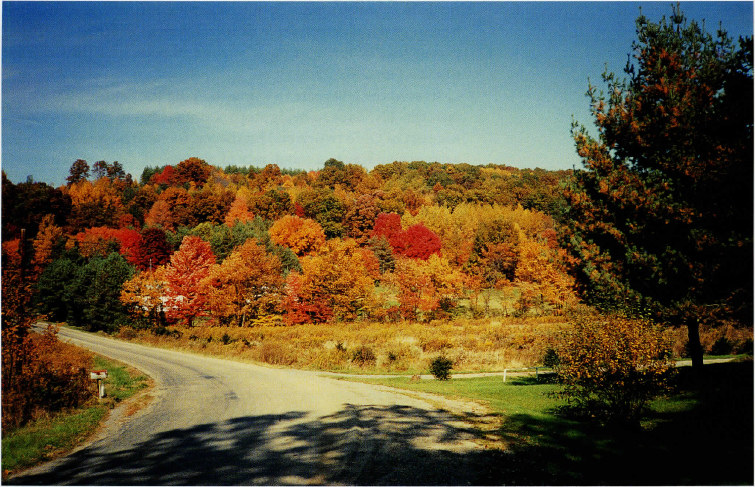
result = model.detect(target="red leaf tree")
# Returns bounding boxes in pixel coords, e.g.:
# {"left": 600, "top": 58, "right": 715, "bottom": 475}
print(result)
{"left": 371, "top": 213, "right": 403, "bottom": 243}
{"left": 133, "top": 227, "right": 172, "bottom": 271}
{"left": 394, "top": 223, "right": 442, "bottom": 260}
{"left": 372, "top": 213, "right": 441, "bottom": 260}
{"left": 164, "top": 236, "right": 216, "bottom": 326}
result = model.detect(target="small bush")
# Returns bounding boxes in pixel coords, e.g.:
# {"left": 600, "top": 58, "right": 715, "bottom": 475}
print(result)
{"left": 350, "top": 346, "right": 376, "bottom": 367}
{"left": 430, "top": 355, "right": 453, "bottom": 380}
{"left": 153, "top": 326, "right": 181, "bottom": 339}
{"left": 710, "top": 336, "right": 733, "bottom": 356}
{"left": 117, "top": 327, "right": 138, "bottom": 340}
{"left": 542, "top": 346, "right": 560, "bottom": 367}
{"left": 553, "top": 314, "right": 676, "bottom": 427}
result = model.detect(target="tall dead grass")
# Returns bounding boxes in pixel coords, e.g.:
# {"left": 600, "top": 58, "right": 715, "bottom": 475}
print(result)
{"left": 117, "top": 317, "right": 569, "bottom": 374}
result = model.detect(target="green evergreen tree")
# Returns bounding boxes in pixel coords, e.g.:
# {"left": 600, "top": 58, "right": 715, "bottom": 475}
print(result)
{"left": 560, "top": 6, "right": 753, "bottom": 371}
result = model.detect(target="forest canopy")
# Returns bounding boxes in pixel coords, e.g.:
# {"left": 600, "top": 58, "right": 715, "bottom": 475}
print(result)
{"left": 2, "top": 158, "right": 575, "bottom": 331}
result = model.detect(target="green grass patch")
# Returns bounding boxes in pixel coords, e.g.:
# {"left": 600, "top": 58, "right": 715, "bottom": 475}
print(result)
{"left": 2, "top": 355, "right": 152, "bottom": 477}
{"left": 92, "top": 355, "right": 151, "bottom": 402}
{"left": 356, "top": 374, "right": 560, "bottom": 419}
{"left": 1, "top": 407, "right": 107, "bottom": 475}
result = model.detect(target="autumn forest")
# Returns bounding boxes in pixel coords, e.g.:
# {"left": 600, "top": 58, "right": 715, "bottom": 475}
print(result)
{"left": 3, "top": 157, "right": 575, "bottom": 332}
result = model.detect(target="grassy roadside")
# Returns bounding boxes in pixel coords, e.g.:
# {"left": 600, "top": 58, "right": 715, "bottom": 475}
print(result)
{"left": 346, "top": 359, "right": 754, "bottom": 485}
{"left": 2, "top": 355, "right": 153, "bottom": 478}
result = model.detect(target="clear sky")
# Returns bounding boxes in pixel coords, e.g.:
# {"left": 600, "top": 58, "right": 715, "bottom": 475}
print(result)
{"left": 2, "top": 2, "right": 752, "bottom": 186}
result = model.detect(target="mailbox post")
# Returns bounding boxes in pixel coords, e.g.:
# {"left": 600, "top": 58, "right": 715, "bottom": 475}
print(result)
{"left": 90, "top": 370, "right": 108, "bottom": 399}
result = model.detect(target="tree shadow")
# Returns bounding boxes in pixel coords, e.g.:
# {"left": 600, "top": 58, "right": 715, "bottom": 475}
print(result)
{"left": 9, "top": 405, "right": 512, "bottom": 485}
{"left": 497, "top": 360, "right": 754, "bottom": 485}
{"left": 10, "top": 361, "right": 752, "bottom": 485}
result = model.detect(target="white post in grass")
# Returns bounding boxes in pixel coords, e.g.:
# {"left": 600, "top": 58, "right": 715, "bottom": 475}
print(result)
{"left": 90, "top": 370, "right": 108, "bottom": 399}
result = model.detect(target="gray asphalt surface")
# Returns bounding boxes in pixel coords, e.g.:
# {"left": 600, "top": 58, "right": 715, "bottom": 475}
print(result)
{"left": 10, "top": 327, "right": 505, "bottom": 485}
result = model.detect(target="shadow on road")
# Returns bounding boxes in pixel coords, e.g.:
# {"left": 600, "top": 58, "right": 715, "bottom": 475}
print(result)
{"left": 11, "top": 362, "right": 753, "bottom": 485}
{"left": 10, "top": 404, "right": 513, "bottom": 485}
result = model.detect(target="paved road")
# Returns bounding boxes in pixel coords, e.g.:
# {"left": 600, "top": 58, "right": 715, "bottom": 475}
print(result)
{"left": 10, "top": 327, "right": 504, "bottom": 485}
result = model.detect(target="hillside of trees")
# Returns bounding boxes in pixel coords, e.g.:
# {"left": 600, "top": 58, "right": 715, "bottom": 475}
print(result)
{"left": 2, "top": 157, "right": 575, "bottom": 332}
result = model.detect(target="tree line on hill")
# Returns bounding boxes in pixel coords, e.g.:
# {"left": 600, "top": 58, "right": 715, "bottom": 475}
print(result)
{"left": 2, "top": 156, "right": 577, "bottom": 334}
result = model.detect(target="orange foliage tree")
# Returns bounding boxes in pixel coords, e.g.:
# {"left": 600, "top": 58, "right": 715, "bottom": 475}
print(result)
{"left": 343, "top": 194, "right": 381, "bottom": 244}
{"left": 71, "top": 227, "right": 121, "bottom": 258}
{"left": 2, "top": 239, "right": 35, "bottom": 430}
{"left": 515, "top": 233, "right": 576, "bottom": 314}
{"left": 174, "top": 157, "right": 211, "bottom": 187}
{"left": 283, "top": 239, "right": 374, "bottom": 324}
{"left": 388, "top": 255, "right": 465, "bottom": 320}
{"left": 31, "top": 214, "right": 64, "bottom": 270}
{"left": 163, "top": 236, "right": 216, "bottom": 326}
{"left": 144, "top": 199, "right": 175, "bottom": 230}
{"left": 203, "top": 239, "right": 284, "bottom": 326}
{"left": 158, "top": 187, "right": 192, "bottom": 228}
{"left": 224, "top": 193, "right": 255, "bottom": 227}
{"left": 269, "top": 215, "right": 326, "bottom": 257}
{"left": 2, "top": 239, "right": 95, "bottom": 431}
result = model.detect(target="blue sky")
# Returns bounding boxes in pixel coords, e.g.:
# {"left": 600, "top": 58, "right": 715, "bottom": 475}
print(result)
{"left": 2, "top": 2, "right": 752, "bottom": 186}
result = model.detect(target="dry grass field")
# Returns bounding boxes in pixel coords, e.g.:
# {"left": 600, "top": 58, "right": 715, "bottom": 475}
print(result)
{"left": 116, "top": 316, "right": 570, "bottom": 374}
{"left": 113, "top": 304, "right": 753, "bottom": 375}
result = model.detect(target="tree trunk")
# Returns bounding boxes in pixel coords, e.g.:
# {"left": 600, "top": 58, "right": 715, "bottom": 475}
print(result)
{"left": 687, "top": 319, "right": 704, "bottom": 372}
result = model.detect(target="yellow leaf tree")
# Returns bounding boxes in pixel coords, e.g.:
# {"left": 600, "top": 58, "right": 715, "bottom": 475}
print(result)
{"left": 64, "top": 179, "right": 123, "bottom": 230}
{"left": 120, "top": 267, "right": 168, "bottom": 328}
{"left": 32, "top": 214, "right": 64, "bottom": 270}
{"left": 515, "top": 232, "right": 576, "bottom": 314}
{"left": 144, "top": 199, "right": 175, "bottom": 230}
{"left": 554, "top": 313, "right": 676, "bottom": 426}
{"left": 203, "top": 238, "right": 284, "bottom": 326}
{"left": 283, "top": 238, "right": 374, "bottom": 324}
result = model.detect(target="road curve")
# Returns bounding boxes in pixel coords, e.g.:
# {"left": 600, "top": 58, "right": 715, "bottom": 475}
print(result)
{"left": 10, "top": 327, "right": 503, "bottom": 485}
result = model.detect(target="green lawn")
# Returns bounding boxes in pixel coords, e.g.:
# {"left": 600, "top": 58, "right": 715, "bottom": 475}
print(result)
{"left": 2, "top": 356, "right": 151, "bottom": 477}
{"left": 352, "top": 360, "right": 754, "bottom": 485}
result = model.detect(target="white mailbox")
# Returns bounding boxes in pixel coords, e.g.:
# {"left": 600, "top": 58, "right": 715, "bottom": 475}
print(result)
{"left": 90, "top": 370, "right": 108, "bottom": 399}
{"left": 90, "top": 370, "right": 108, "bottom": 380}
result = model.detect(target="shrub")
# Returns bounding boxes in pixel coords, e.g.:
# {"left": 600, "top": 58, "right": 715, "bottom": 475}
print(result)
{"left": 542, "top": 346, "right": 560, "bottom": 367}
{"left": 2, "top": 326, "right": 96, "bottom": 431}
{"left": 710, "top": 336, "right": 733, "bottom": 356}
{"left": 430, "top": 355, "right": 453, "bottom": 380}
{"left": 553, "top": 314, "right": 676, "bottom": 427}
{"left": 350, "top": 346, "right": 376, "bottom": 367}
